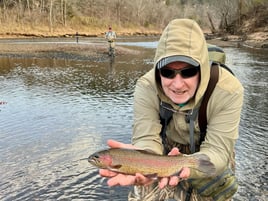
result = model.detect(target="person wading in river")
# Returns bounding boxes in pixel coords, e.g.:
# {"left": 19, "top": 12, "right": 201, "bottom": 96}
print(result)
{"left": 100, "top": 19, "right": 244, "bottom": 201}
{"left": 105, "top": 26, "right": 116, "bottom": 56}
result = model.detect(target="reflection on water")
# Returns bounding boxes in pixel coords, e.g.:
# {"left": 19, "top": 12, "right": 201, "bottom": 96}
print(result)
{"left": 0, "top": 41, "right": 267, "bottom": 201}
{"left": 225, "top": 47, "right": 268, "bottom": 201}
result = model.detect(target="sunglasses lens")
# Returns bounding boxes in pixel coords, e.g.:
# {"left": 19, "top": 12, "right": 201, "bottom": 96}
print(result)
{"left": 160, "top": 68, "right": 176, "bottom": 78}
{"left": 181, "top": 67, "right": 199, "bottom": 78}
{"left": 160, "top": 66, "right": 199, "bottom": 79}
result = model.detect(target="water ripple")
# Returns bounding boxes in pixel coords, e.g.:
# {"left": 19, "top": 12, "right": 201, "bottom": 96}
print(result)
{"left": 0, "top": 45, "right": 267, "bottom": 200}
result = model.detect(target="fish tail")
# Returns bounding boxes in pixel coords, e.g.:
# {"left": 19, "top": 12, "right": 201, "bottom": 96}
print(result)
{"left": 194, "top": 154, "right": 216, "bottom": 176}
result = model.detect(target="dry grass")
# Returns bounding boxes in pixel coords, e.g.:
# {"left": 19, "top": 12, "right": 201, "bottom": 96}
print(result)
{"left": 0, "top": 21, "right": 161, "bottom": 38}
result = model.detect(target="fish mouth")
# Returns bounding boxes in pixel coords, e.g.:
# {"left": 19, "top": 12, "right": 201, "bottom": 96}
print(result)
{"left": 88, "top": 154, "right": 100, "bottom": 165}
{"left": 88, "top": 156, "right": 95, "bottom": 164}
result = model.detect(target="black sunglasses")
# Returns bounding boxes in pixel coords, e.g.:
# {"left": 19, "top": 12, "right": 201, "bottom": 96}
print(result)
{"left": 159, "top": 66, "right": 200, "bottom": 79}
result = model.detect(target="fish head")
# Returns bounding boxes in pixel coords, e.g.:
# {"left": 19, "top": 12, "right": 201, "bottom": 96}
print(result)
{"left": 88, "top": 150, "right": 113, "bottom": 169}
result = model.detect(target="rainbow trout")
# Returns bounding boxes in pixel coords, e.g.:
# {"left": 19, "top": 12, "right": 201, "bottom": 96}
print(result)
{"left": 88, "top": 148, "right": 215, "bottom": 177}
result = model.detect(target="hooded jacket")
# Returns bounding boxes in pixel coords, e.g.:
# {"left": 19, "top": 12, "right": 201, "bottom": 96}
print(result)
{"left": 132, "top": 19, "right": 244, "bottom": 178}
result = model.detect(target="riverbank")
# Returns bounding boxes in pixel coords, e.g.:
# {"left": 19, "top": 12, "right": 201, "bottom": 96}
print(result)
{"left": 0, "top": 39, "right": 254, "bottom": 63}
{"left": 0, "top": 38, "right": 146, "bottom": 62}
{"left": 0, "top": 33, "right": 267, "bottom": 62}
{"left": 0, "top": 37, "right": 236, "bottom": 62}
{"left": 1, "top": 0, "right": 267, "bottom": 50}
{"left": 0, "top": 29, "right": 267, "bottom": 50}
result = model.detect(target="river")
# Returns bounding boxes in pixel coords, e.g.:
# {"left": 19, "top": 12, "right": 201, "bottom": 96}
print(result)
{"left": 0, "top": 38, "right": 267, "bottom": 201}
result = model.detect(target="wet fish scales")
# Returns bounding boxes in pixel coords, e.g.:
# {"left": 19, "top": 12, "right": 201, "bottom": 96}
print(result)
{"left": 88, "top": 148, "right": 216, "bottom": 177}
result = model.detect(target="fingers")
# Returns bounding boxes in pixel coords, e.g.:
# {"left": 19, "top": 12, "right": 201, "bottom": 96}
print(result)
{"left": 99, "top": 169, "right": 118, "bottom": 177}
{"left": 106, "top": 173, "right": 154, "bottom": 187}
{"left": 158, "top": 164, "right": 190, "bottom": 189}
{"left": 159, "top": 175, "right": 182, "bottom": 188}
{"left": 169, "top": 176, "right": 180, "bottom": 186}
{"left": 135, "top": 173, "right": 154, "bottom": 186}
{"left": 107, "top": 139, "right": 125, "bottom": 148}
{"left": 107, "top": 174, "right": 136, "bottom": 186}
{"left": 100, "top": 169, "right": 154, "bottom": 187}
{"left": 99, "top": 169, "right": 135, "bottom": 186}
{"left": 168, "top": 168, "right": 190, "bottom": 186}
{"left": 168, "top": 147, "right": 181, "bottom": 156}
{"left": 158, "top": 177, "right": 168, "bottom": 189}
{"left": 107, "top": 139, "right": 136, "bottom": 149}
{"left": 101, "top": 169, "right": 188, "bottom": 188}
{"left": 179, "top": 167, "right": 190, "bottom": 179}
{"left": 135, "top": 173, "right": 148, "bottom": 184}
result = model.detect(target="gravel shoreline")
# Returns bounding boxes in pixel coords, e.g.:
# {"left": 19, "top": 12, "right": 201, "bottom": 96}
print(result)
{"left": 0, "top": 36, "right": 266, "bottom": 62}
{"left": 0, "top": 41, "right": 144, "bottom": 61}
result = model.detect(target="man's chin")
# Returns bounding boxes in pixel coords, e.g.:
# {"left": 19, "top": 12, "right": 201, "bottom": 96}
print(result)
{"left": 171, "top": 98, "right": 188, "bottom": 105}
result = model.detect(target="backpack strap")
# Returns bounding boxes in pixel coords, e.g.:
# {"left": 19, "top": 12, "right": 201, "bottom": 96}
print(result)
{"left": 159, "top": 101, "right": 174, "bottom": 154}
{"left": 198, "top": 64, "right": 219, "bottom": 144}
{"left": 188, "top": 108, "right": 199, "bottom": 153}
{"left": 186, "top": 64, "right": 219, "bottom": 201}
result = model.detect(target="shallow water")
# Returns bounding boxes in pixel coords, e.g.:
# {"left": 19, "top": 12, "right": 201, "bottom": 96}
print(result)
{"left": 0, "top": 39, "right": 267, "bottom": 200}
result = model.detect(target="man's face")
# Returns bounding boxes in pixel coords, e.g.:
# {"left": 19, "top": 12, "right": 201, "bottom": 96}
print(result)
{"left": 160, "top": 61, "right": 200, "bottom": 104}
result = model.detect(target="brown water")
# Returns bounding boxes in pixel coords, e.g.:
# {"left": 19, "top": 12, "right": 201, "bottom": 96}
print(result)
{"left": 0, "top": 39, "right": 267, "bottom": 200}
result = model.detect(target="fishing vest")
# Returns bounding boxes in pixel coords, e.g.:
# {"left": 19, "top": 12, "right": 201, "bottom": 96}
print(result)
{"left": 106, "top": 31, "right": 116, "bottom": 42}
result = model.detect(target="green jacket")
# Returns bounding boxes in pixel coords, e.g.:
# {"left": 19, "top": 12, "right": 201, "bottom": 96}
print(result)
{"left": 132, "top": 19, "right": 244, "bottom": 178}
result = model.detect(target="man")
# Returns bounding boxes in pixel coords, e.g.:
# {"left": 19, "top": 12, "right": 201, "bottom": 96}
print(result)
{"left": 100, "top": 19, "right": 244, "bottom": 200}
{"left": 105, "top": 26, "right": 116, "bottom": 56}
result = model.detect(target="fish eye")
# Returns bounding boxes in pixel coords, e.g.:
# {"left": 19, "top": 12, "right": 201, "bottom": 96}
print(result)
{"left": 93, "top": 155, "right": 99, "bottom": 159}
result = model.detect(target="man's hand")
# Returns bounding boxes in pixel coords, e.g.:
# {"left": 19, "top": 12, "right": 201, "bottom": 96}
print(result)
{"left": 158, "top": 148, "right": 190, "bottom": 189}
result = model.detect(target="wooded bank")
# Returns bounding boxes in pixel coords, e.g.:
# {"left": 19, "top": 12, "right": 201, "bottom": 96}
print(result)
{"left": 0, "top": 0, "right": 267, "bottom": 42}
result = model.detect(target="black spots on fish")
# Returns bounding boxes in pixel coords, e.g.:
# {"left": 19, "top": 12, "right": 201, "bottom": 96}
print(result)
{"left": 194, "top": 154, "right": 216, "bottom": 176}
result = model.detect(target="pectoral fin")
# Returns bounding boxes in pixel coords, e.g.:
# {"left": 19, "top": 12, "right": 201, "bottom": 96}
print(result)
{"left": 110, "top": 164, "right": 122, "bottom": 169}
{"left": 107, "top": 164, "right": 122, "bottom": 172}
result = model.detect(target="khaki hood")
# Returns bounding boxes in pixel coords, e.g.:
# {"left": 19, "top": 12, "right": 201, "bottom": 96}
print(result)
{"left": 154, "top": 19, "right": 210, "bottom": 107}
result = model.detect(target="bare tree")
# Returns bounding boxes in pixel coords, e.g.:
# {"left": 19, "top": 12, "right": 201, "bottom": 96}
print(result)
{"left": 60, "top": 0, "right": 67, "bottom": 26}
{"left": 49, "top": 0, "right": 53, "bottom": 32}
{"left": 0, "top": 0, "right": 265, "bottom": 35}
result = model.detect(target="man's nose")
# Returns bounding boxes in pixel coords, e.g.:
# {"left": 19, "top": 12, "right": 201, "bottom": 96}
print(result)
{"left": 172, "top": 74, "right": 184, "bottom": 87}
